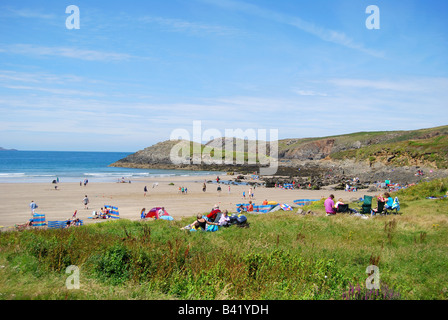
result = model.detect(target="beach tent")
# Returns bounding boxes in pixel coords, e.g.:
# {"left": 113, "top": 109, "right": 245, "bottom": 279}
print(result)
{"left": 145, "top": 207, "right": 174, "bottom": 221}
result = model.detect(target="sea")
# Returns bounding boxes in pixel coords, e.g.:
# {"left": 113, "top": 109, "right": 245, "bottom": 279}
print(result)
{"left": 0, "top": 150, "right": 223, "bottom": 183}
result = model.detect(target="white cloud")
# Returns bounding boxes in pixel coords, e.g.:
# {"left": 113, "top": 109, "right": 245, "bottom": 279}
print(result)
{"left": 200, "top": 0, "right": 384, "bottom": 58}
{"left": 4, "top": 8, "right": 56, "bottom": 20}
{"left": 0, "top": 44, "right": 134, "bottom": 62}
{"left": 328, "top": 77, "right": 448, "bottom": 93}
{"left": 294, "top": 89, "right": 328, "bottom": 97}
{"left": 140, "top": 16, "right": 244, "bottom": 37}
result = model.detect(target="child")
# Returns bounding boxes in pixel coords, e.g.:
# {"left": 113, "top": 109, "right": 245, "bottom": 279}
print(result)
{"left": 218, "top": 210, "right": 230, "bottom": 227}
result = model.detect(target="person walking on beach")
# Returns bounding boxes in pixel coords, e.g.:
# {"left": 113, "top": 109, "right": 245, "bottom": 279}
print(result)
{"left": 29, "top": 200, "right": 38, "bottom": 215}
{"left": 82, "top": 195, "right": 89, "bottom": 210}
{"left": 144, "top": 186, "right": 148, "bottom": 197}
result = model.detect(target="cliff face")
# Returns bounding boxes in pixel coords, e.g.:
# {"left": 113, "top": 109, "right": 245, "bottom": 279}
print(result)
{"left": 280, "top": 139, "right": 336, "bottom": 160}
{"left": 110, "top": 126, "right": 448, "bottom": 177}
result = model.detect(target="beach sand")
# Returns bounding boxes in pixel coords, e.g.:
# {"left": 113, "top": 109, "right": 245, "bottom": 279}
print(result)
{"left": 0, "top": 175, "right": 380, "bottom": 229}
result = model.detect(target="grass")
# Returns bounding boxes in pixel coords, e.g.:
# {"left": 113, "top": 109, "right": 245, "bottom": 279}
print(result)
{"left": 1, "top": 179, "right": 448, "bottom": 300}
{"left": 330, "top": 134, "right": 448, "bottom": 169}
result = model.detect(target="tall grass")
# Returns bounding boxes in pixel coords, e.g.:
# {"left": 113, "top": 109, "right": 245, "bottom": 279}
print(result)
{"left": 1, "top": 180, "right": 448, "bottom": 300}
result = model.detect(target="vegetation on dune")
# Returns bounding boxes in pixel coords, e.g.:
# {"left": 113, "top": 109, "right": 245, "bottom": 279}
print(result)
{"left": 1, "top": 178, "right": 447, "bottom": 300}
{"left": 330, "top": 134, "right": 448, "bottom": 169}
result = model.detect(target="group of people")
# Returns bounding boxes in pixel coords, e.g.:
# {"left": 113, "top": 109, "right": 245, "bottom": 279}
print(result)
{"left": 178, "top": 186, "right": 188, "bottom": 194}
{"left": 182, "top": 204, "right": 233, "bottom": 231}
{"left": 91, "top": 207, "right": 111, "bottom": 219}
{"left": 140, "top": 207, "right": 165, "bottom": 219}
{"left": 242, "top": 187, "right": 255, "bottom": 200}
{"left": 324, "top": 195, "right": 346, "bottom": 215}
{"left": 324, "top": 192, "right": 396, "bottom": 216}
{"left": 370, "top": 192, "right": 394, "bottom": 215}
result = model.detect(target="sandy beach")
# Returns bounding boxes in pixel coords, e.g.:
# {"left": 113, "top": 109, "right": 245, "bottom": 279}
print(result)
{"left": 0, "top": 174, "right": 380, "bottom": 229}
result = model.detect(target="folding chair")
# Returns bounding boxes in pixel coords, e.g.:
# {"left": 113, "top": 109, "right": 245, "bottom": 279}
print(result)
{"left": 358, "top": 196, "right": 373, "bottom": 214}
{"left": 371, "top": 201, "right": 385, "bottom": 215}
{"left": 336, "top": 204, "right": 350, "bottom": 213}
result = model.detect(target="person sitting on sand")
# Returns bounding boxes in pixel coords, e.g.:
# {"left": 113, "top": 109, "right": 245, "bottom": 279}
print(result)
{"left": 140, "top": 208, "right": 146, "bottom": 219}
{"left": 262, "top": 199, "right": 268, "bottom": 205}
{"left": 324, "top": 194, "right": 336, "bottom": 216}
{"left": 99, "top": 207, "right": 109, "bottom": 219}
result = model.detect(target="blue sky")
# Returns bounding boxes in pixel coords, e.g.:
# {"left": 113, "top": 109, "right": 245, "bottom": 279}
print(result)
{"left": 0, "top": 0, "right": 447, "bottom": 152}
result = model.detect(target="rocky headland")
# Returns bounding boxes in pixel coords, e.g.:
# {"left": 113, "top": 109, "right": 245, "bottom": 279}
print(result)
{"left": 110, "top": 126, "right": 448, "bottom": 189}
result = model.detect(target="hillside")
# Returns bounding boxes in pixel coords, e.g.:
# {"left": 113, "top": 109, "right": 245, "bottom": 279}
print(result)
{"left": 110, "top": 126, "right": 448, "bottom": 182}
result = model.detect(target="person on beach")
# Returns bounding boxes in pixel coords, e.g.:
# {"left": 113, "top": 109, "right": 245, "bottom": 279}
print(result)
{"left": 218, "top": 210, "right": 230, "bottom": 227}
{"left": 324, "top": 194, "right": 336, "bottom": 216}
{"left": 82, "top": 195, "right": 89, "bottom": 209}
{"left": 247, "top": 201, "right": 254, "bottom": 212}
{"left": 384, "top": 192, "right": 393, "bottom": 209}
{"left": 185, "top": 213, "right": 219, "bottom": 231}
{"left": 144, "top": 186, "right": 147, "bottom": 197}
{"left": 101, "top": 207, "right": 109, "bottom": 219}
{"left": 29, "top": 200, "right": 38, "bottom": 215}
{"left": 207, "top": 204, "right": 221, "bottom": 222}
{"left": 140, "top": 208, "right": 146, "bottom": 219}
{"left": 238, "top": 204, "right": 246, "bottom": 213}
{"left": 202, "top": 183, "right": 206, "bottom": 192}
{"left": 156, "top": 207, "right": 165, "bottom": 219}
{"left": 334, "top": 198, "right": 344, "bottom": 210}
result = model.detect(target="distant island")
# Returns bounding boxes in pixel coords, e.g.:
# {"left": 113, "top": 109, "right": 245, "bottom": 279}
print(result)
{"left": 0, "top": 147, "right": 18, "bottom": 151}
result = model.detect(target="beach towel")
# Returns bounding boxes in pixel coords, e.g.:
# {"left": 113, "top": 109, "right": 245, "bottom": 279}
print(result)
{"left": 280, "top": 204, "right": 293, "bottom": 211}
{"left": 293, "top": 199, "right": 319, "bottom": 206}
{"left": 392, "top": 197, "right": 400, "bottom": 211}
